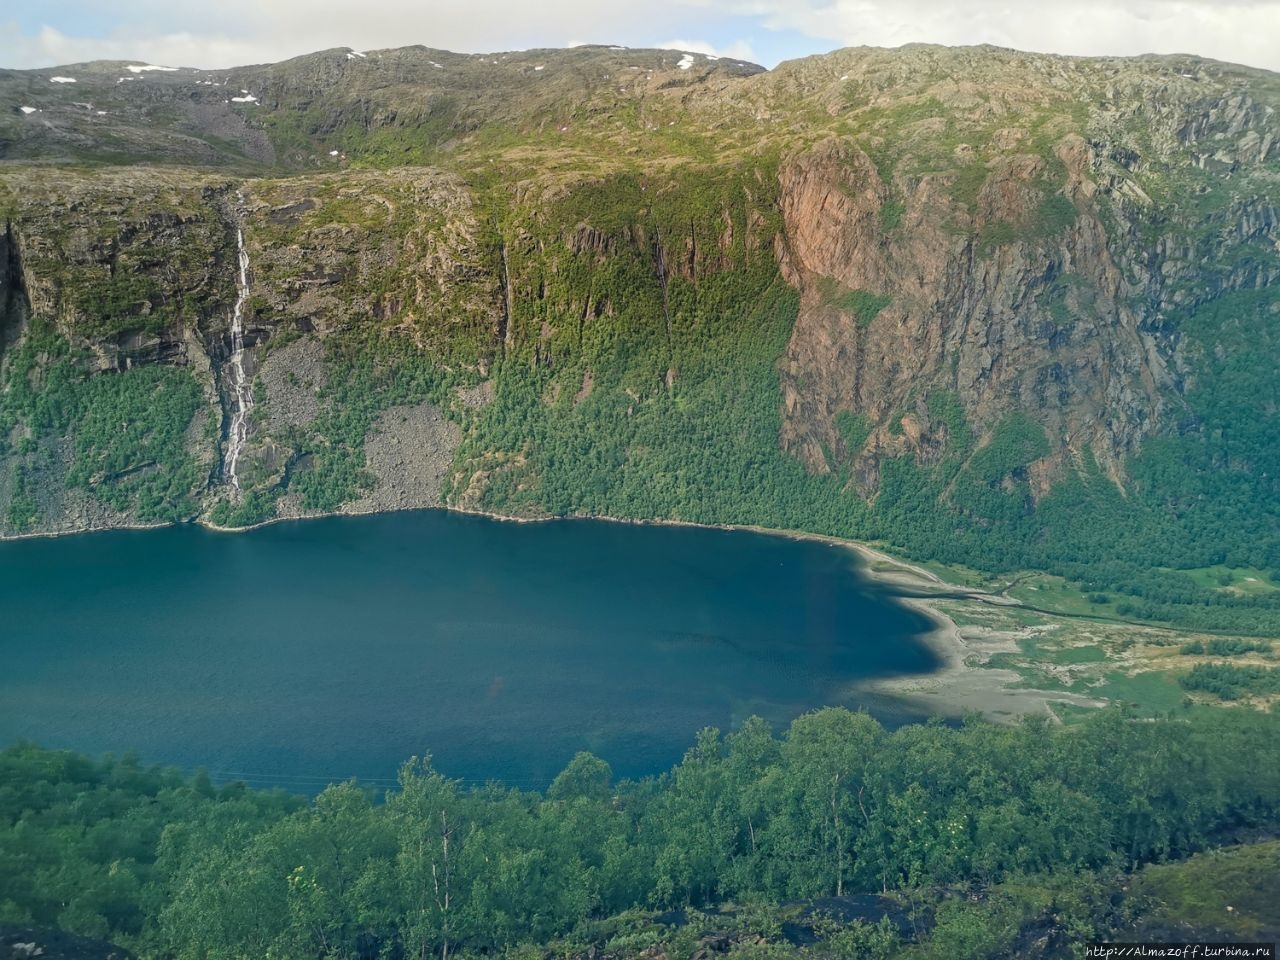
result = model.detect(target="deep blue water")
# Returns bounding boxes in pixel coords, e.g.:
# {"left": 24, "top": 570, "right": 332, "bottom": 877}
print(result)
{"left": 0, "top": 511, "right": 941, "bottom": 789}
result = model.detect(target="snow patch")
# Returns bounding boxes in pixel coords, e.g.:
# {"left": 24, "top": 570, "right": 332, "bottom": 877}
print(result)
{"left": 706, "top": 55, "right": 719, "bottom": 61}
{"left": 97, "top": 110, "right": 107, "bottom": 115}
{"left": 348, "top": 48, "right": 367, "bottom": 58}
{"left": 19, "top": 106, "right": 37, "bottom": 114}
{"left": 127, "top": 64, "right": 177, "bottom": 73}
{"left": 230, "top": 94, "right": 258, "bottom": 103}
{"left": 534, "top": 65, "right": 544, "bottom": 71}
{"left": 50, "top": 76, "right": 76, "bottom": 83}
{"left": 429, "top": 61, "right": 443, "bottom": 69}
{"left": 329, "top": 149, "right": 339, "bottom": 156}
{"left": 677, "top": 54, "right": 695, "bottom": 70}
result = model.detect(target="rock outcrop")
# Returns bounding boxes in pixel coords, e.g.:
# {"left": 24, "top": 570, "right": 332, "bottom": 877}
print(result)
{"left": 776, "top": 135, "right": 1182, "bottom": 491}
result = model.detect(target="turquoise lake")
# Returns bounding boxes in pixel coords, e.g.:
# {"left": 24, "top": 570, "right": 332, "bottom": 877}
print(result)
{"left": 0, "top": 511, "right": 941, "bottom": 789}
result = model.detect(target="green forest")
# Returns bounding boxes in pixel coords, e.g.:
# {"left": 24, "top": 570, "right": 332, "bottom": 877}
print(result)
{"left": 3, "top": 707, "right": 1278, "bottom": 958}
{"left": 0, "top": 318, "right": 208, "bottom": 528}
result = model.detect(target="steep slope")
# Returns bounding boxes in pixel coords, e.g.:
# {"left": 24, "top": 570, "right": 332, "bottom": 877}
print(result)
{"left": 1, "top": 43, "right": 1278, "bottom": 626}
{"left": 768, "top": 48, "right": 1277, "bottom": 497}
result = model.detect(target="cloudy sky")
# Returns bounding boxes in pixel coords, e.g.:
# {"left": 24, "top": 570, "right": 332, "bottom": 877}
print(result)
{"left": 4, "top": 0, "right": 1279, "bottom": 73}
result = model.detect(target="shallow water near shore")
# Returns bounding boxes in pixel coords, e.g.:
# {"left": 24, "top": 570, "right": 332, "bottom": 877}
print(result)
{"left": 0, "top": 510, "right": 942, "bottom": 790}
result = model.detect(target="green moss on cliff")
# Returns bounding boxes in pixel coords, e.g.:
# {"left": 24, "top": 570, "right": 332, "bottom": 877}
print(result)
{"left": 969, "top": 414, "right": 1050, "bottom": 484}
{"left": 816, "top": 277, "right": 891, "bottom": 326}
{"left": 0, "top": 320, "right": 206, "bottom": 525}
{"left": 64, "top": 366, "right": 204, "bottom": 521}
{"left": 454, "top": 164, "right": 861, "bottom": 529}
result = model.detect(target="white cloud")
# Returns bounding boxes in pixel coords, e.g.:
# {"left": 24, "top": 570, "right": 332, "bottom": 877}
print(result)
{"left": 1, "top": 0, "right": 1277, "bottom": 72}
{"left": 0, "top": 4, "right": 666, "bottom": 70}
{"left": 1, "top": 22, "right": 288, "bottom": 69}
{"left": 702, "top": 0, "right": 1280, "bottom": 71}
{"left": 656, "top": 37, "right": 761, "bottom": 63}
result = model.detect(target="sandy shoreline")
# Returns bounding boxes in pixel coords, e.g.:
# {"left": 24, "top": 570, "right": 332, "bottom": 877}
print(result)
{"left": 857, "top": 593, "right": 1108, "bottom": 722}
{"left": 558, "top": 515, "right": 1110, "bottom": 721}
{"left": 0, "top": 504, "right": 1106, "bottom": 721}
{"left": 759, "top": 529, "right": 1111, "bottom": 722}
{"left": 0, "top": 518, "right": 173, "bottom": 542}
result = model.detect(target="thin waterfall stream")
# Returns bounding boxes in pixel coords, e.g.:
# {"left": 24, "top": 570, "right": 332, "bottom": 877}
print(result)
{"left": 224, "top": 209, "right": 253, "bottom": 492}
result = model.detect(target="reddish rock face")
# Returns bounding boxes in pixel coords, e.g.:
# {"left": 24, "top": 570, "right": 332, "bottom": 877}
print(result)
{"left": 775, "top": 135, "right": 1183, "bottom": 494}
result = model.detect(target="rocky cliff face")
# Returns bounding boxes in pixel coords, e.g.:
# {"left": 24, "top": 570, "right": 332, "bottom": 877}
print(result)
{"left": 0, "top": 221, "right": 27, "bottom": 346}
{"left": 0, "top": 44, "right": 1276, "bottom": 559}
{"left": 767, "top": 49, "right": 1278, "bottom": 501}
{"left": 776, "top": 135, "right": 1179, "bottom": 492}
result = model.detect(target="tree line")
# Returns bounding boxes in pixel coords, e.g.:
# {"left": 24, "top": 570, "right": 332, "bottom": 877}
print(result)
{"left": 2, "top": 706, "right": 1278, "bottom": 957}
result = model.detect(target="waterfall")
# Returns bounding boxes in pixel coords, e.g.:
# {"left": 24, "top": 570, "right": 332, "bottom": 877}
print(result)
{"left": 224, "top": 217, "right": 253, "bottom": 493}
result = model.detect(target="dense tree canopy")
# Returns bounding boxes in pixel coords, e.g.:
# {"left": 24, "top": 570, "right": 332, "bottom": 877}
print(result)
{"left": 2, "top": 706, "right": 1277, "bottom": 957}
